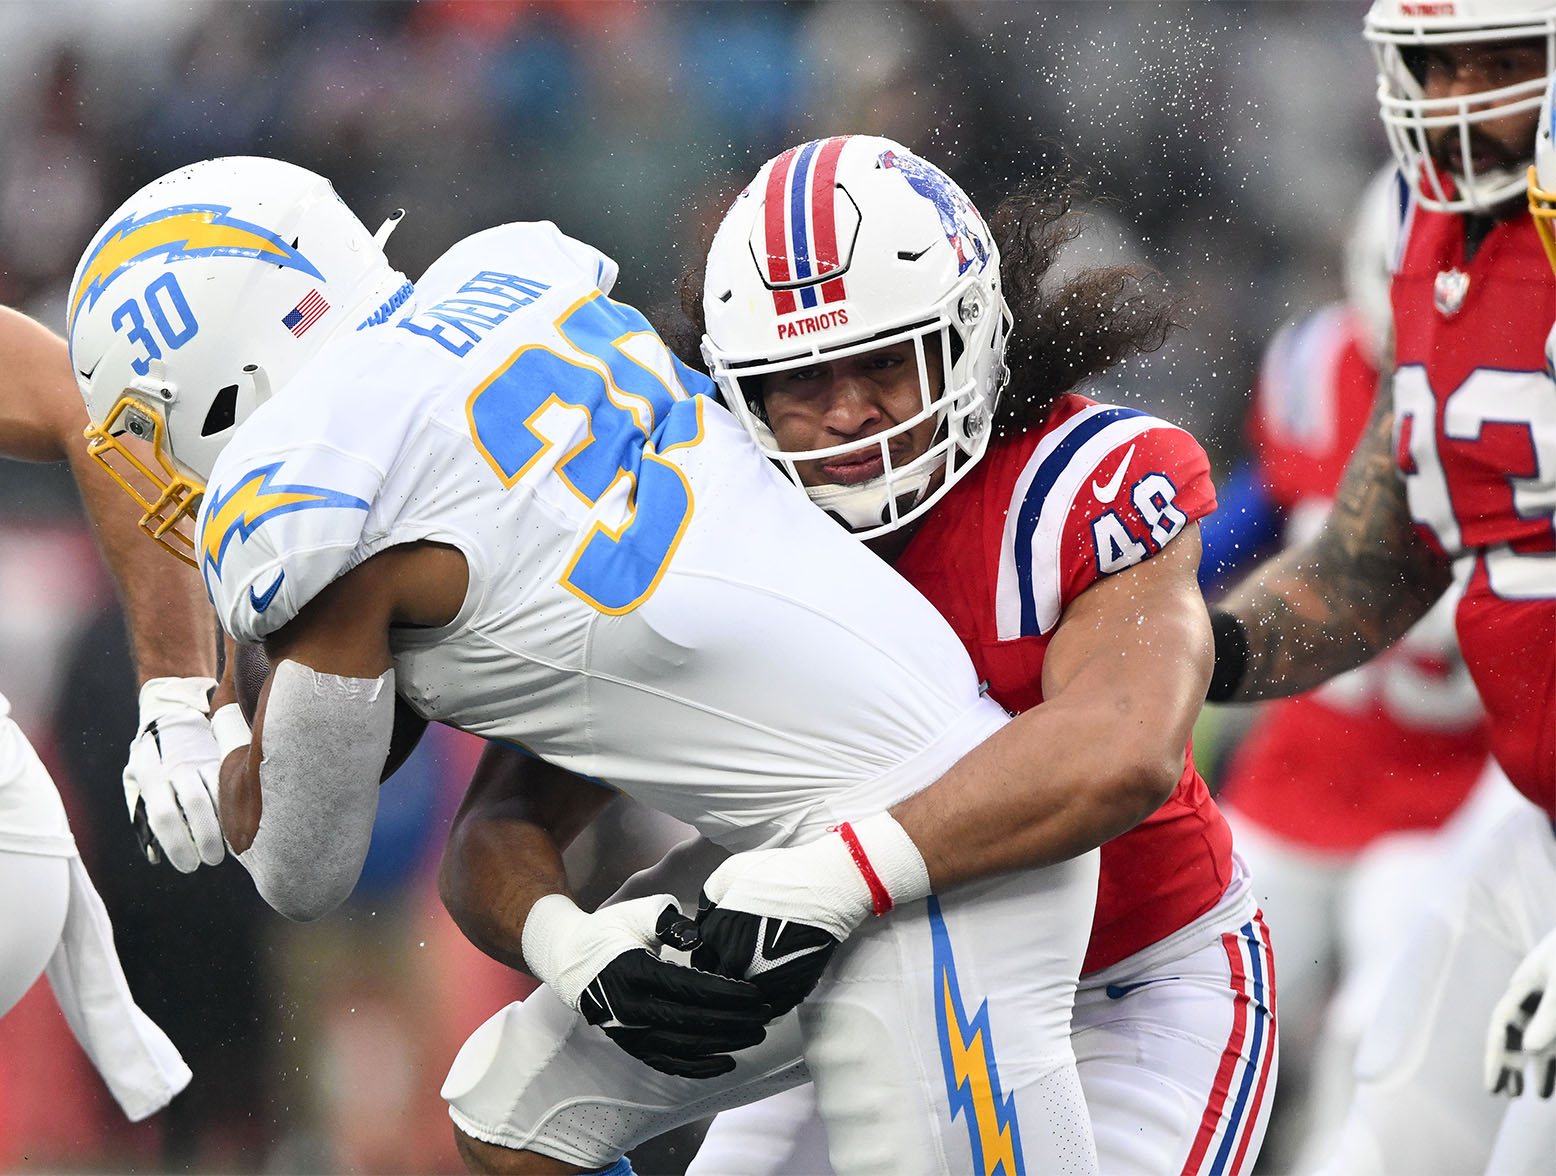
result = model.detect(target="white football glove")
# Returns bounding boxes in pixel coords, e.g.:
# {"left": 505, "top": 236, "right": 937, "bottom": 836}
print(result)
{"left": 691, "top": 813, "right": 931, "bottom": 1015}
{"left": 523, "top": 892, "right": 771, "bottom": 1078}
{"left": 1486, "top": 926, "right": 1556, "bottom": 1098}
{"left": 123, "top": 677, "right": 231, "bottom": 872}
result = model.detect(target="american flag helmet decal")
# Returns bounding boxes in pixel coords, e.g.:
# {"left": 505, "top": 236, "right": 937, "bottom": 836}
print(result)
{"left": 762, "top": 136, "right": 852, "bottom": 315}
{"left": 282, "top": 289, "right": 330, "bottom": 337}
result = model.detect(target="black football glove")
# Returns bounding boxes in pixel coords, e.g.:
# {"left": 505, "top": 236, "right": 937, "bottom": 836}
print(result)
{"left": 691, "top": 899, "right": 838, "bottom": 1018}
{"left": 689, "top": 815, "right": 931, "bottom": 1017}
{"left": 525, "top": 894, "right": 772, "bottom": 1079}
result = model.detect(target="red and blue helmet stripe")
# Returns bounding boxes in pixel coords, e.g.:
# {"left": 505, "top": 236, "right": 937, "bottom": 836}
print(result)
{"left": 762, "top": 136, "right": 851, "bottom": 315}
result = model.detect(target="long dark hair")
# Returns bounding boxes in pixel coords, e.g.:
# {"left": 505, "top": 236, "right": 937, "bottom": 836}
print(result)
{"left": 989, "top": 183, "right": 1182, "bottom": 435}
{"left": 654, "top": 179, "right": 1182, "bottom": 439}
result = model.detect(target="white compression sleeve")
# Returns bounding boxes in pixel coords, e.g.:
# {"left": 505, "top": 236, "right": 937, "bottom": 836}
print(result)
{"left": 236, "top": 660, "right": 394, "bottom": 922}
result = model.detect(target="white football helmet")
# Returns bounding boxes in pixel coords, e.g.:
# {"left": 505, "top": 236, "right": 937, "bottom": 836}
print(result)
{"left": 68, "top": 156, "right": 409, "bottom": 565}
{"left": 1365, "top": 0, "right": 1556, "bottom": 212}
{"left": 1530, "top": 72, "right": 1556, "bottom": 272}
{"left": 702, "top": 135, "right": 1010, "bottom": 537}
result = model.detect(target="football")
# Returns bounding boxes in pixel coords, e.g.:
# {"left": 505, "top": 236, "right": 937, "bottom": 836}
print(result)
{"left": 232, "top": 641, "right": 428, "bottom": 781}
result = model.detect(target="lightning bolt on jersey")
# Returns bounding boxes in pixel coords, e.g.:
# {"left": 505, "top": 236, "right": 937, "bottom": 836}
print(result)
{"left": 1222, "top": 304, "right": 1489, "bottom": 851}
{"left": 197, "top": 222, "right": 1008, "bottom": 851}
{"left": 1392, "top": 200, "right": 1556, "bottom": 814}
{"left": 895, "top": 394, "right": 1229, "bottom": 973}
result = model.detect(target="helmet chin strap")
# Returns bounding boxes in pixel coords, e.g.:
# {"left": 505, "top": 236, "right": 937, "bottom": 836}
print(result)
{"left": 1455, "top": 162, "right": 1529, "bottom": 214}
{"left": 806, "top": 457, "right": 942, "bottom": 533}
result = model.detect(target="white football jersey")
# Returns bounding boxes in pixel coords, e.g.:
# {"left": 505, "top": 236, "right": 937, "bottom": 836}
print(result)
{"left": 198, "top": 223, "right": 1006, "bottom": 851}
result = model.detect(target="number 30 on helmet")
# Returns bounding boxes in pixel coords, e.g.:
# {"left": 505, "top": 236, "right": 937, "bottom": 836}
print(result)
{"left": 66, "top": 156, "right": 409, "bottom": 565}
{"left": 702, "top": 135, "right": 1011, "bottom": 538}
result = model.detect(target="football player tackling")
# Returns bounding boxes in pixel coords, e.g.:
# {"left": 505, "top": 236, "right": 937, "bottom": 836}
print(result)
{"left": 688, "top": 137, "right": 1276, "bottom": 1176}
{"left": 1212, "top": 1, "right": 1556, "bottom": 1171}
{"left": 69, "top": 155, "right": 1120, "bottom": 1175}
{"left": 439, "top": 137, "right": 1273, "bottom": 1176}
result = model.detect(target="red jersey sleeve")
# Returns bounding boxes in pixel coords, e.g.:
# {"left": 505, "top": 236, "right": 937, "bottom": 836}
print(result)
{"left": 989, "top": 396, "right": 1215, "bottom": 640}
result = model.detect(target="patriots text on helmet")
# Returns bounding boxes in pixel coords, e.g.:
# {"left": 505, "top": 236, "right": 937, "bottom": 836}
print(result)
{"left": 777, "top": 308, "right": 849, "bottom": 340}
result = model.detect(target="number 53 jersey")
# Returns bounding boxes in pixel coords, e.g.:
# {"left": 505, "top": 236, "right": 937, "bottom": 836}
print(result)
{"left": 197, "top": 222, "right": 1007, "bottom": 851}
{"left": 1392, "top": 200, "right": 1556, "bottom": 813}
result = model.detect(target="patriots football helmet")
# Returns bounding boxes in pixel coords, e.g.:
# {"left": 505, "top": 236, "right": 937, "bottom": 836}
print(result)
{"left": 702, "top": 135, "right": 1010, "bottom": 538}
{"left": 1365, "top": 0, "right": 1556, "bottom": 212}
{"left": 68, "top": 156, "right": 408, "bottom": 565}
{"left": 1530, "top": 72, "right": 1556, "bottom": 272}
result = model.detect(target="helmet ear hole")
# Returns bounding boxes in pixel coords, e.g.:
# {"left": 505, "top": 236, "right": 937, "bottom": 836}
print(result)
{"left": 202, "top": 384, "right": 240, "bottom": 436}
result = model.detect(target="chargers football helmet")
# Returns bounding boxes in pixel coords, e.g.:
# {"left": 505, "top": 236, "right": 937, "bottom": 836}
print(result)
{"left": 702, "top": 135, "right": 1010, "bottom": 538}
{"left": 1530, "top": 72, "right": 1556, "bottom": 272}
{"left": 68, "top": 156, "right": 409, "bottom": 565}
{"left": 1365, "top": 0, "right": 1556, "bottom": 212}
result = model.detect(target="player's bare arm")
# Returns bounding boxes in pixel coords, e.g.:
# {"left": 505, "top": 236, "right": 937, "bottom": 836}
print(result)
{"left": 891, "top": 522, "right": 1211, "bottom": 890}
{"left": 0, "top": 306, "right": 216, "bottom": 683}
{"left": 691, "top": 523, "right": 1208, "bottom": 1002}
{"left": 2, "top": 304, "right": 235, "bottom": 869}
{"left": 1216, "top": 390, "right": 1452, "bottom": 701}
{"left": 440, "top": 745, "right": 617, "bottom": 971}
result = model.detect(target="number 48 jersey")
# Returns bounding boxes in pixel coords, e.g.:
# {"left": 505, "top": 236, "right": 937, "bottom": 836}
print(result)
{"left": 197, "top": 221, "right": 1009, "bottom": 852}
{"left": 895, "top": 393, "right": 1230, "bottom": 972}
{"left": 1392, "top": 200, "right": 1556, "bottom": 811}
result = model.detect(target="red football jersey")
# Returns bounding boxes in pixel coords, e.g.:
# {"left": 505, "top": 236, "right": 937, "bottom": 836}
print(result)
{"left": 1391, "top": 202, "right": 1556, "bottom": 816}
{"left": 896, "top": 394, "right": 1231, "bottom": 974}
{"left": 1221, "top": 304, "right": 1489, "bottom": 852}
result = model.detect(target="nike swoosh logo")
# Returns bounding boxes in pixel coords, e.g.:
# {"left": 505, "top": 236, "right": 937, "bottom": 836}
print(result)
{"left": 1092, "top": 443, "right": 1136, "bottom": 504}
{"left": 249, "top": 570, "right": 285, "bottom": 613}
{"left": 757, "top": 918, "right": 831, "bottom": 969}
{"left": 1105, "top": 975, "right": 1181, "bottom": 999}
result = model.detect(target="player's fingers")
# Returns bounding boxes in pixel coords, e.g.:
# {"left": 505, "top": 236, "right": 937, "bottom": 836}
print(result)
{"left": 1522, "top": 991, "right": 1556, "bottom": 1053}
{"left": 131, "top": 798, "right": 163, "bottom": 866}
{"left": 141, "top": 784, "right": 200, "bottom": 873}
{"left": 1540, "top": 1057, "right": 1556, "bottom": 1099}
{"left": 638, "top": 956, "right": 772, "bottom": 1014}
{"left": 1486, "top": 984, "right": 1534, "bottom": 1087}
{"left": 174, "top": 770, "right": 226, "bottom": 867}
{"left": 629, "top": 998, "right": 773, "bottom": 1037}
{"left": 619, "top": 1023, "right": 767, "bottom": 1058}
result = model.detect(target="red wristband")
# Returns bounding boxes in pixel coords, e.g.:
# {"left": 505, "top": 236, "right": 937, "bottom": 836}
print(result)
{"left": 834, "top": 822, "right": 894, "bottom": 917}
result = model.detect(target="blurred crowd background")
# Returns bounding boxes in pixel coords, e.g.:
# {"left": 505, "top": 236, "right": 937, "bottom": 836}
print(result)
{"left": 0, "top": 2, "right": 1385, "bottom": 1173}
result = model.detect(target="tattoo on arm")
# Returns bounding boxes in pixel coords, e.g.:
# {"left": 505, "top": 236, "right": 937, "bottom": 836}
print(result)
{"left": 1222, "top": 391, "right": 1452, "bottom": 700}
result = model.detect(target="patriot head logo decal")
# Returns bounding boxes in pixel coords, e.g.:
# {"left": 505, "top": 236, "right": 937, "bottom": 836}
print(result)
{"left": 880, "top": 149, "right": 990, "bottom": 277}
{"left": 71, "top": 203, "right": 323, "bottom": 335}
